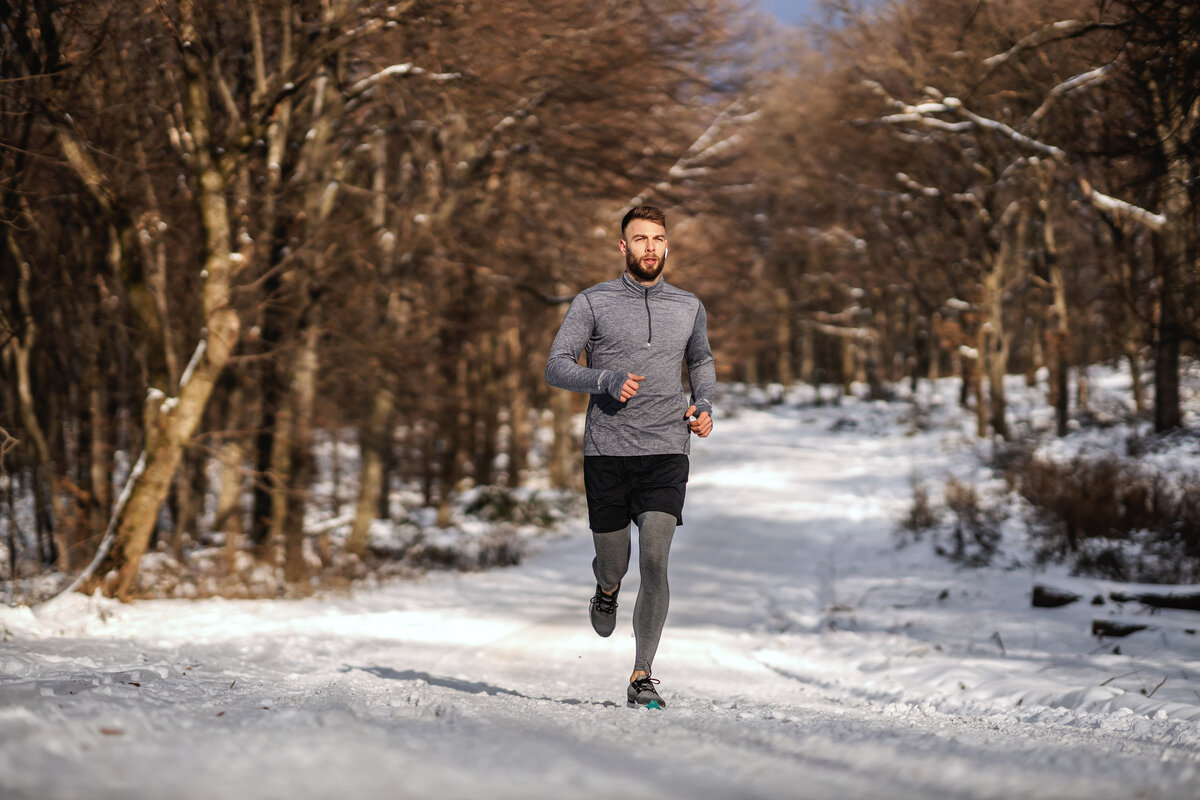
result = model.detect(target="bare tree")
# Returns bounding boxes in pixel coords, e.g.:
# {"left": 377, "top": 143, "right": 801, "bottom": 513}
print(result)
{"left": 60, "top": 0, "right": 467, "bottom": 598}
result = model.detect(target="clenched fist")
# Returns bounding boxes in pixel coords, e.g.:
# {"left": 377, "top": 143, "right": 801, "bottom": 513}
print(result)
{"left": 685, "top": 405, "right": 713, "bottom": 437}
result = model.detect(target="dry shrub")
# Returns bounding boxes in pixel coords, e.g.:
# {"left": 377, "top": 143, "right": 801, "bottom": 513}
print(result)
{"left": 940, "top": 477, "right": 1003, "bottom": 567}
{"left": 901, "top": 476, "right": 939, "bottom": 537}
{"left": 897, "top": 475, "right": 1003, "bottom": 566}
{"left": 1016, "top": 454, "right": 1200, "bottom": 583}
{"left": 1020, "top": 456, "right": 1122, "bottom": 554}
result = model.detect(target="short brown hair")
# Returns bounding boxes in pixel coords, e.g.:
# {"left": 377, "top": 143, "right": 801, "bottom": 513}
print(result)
{"left": 621, "top": 205, "right": 667, "bottom": 237}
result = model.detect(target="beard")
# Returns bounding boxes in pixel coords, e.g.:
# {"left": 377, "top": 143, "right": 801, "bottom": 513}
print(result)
{"left": 626, "top": 249, "right": 666, "bottom": 283}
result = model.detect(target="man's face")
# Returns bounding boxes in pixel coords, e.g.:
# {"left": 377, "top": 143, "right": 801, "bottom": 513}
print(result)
{"left": 619, "top": 218, "right": 668, "bottom": 283}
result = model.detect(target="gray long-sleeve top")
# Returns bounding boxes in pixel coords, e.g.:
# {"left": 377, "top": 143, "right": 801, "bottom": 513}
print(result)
{"left": 545, "top": 272, "right": 716, "bottom": 456}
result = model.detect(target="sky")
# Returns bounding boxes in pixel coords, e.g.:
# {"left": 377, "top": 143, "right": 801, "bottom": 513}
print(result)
{"left": 758, "top": 0, "right": 819, "bottom": 25}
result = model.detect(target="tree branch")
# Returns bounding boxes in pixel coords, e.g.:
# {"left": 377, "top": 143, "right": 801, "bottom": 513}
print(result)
{"left": 345, "top": 63, "right": 460, "bottom": 99}
{"left": 982, "top": 19, "right": 1119, "bottom": 71}
{"left": 631, "top": 98, "right": 760, "bottom": 205}
{"left": 868, "top": 82, "right": 1167, "bottom": 232}
{"left": 1027, "top": 64, "right": 1115, "bottom": 129}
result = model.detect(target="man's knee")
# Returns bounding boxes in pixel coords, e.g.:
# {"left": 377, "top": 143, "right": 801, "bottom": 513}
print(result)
{"left": 636, "top": 510, "right": 678, "bottom": 531}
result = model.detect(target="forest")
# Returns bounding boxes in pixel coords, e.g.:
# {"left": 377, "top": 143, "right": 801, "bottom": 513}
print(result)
{"left": 1, "top": 0, "right": 1197, "bottom": 600}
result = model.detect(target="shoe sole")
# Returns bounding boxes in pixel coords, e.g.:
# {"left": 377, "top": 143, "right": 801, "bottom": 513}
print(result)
{"left": 627, "top": 699, "right": 664, "bottom": 710}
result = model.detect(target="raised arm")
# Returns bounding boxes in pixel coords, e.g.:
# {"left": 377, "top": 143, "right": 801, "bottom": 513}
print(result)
{"left": 545, "top": 294, "right": 629, "bottom": 400}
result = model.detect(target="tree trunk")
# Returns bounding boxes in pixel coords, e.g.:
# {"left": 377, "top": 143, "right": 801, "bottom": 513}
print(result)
{"left": 927, "top": 313, "right": 942, "bottom": 384}
{"left": 32, "top": 472, "right": 54, "bottom": 566}
{"left": 2, "top": 256, "right": 70, "bottom": 570}
{"left": 170, "top": 447, "right": 201, "bottom": 561}
{"left": 1148, "top": 76, "right": 1194, "bottom": 432}
{"left": 266, "top": 401, "right": 293, "bottom": 564}
{"left": 1026, "top": 312, "right": 1043, "bottom": 389}
{"left": 245, "top": 1, "right": 297, "bottom": 553}
{"left": 960, "top": 348, "right": 986, "bottom": 437}
{"left": 502, "top": 298, "right": 531, "bottom": 488}
{"left": 549, "top": 281, "right": 578, "bottom": 491}
{"left": 4, "top": 466, "right": 17, "bottom": 597}
{"left": 347, "top": 380, "right": 394, "bottom": 558}
{"left": 1038, "top": 170, "right": 1070, "bottom": 437}
{"left": 982, "top": 203, "right": 1028, "bottom": 441}
{"left": 1109, "top": 224, "right": 1147, "bottom": 413}
{"left": 774, "top": 287, "right": 794, "bottom": 386}
{"left": 283, "top": 321, "right": 319, "bottom": 585}
{"left": 1152, "top": 227, "right": 1185, "bottom": 431}
{"left": 841, "top": 338, "right": 856, "bottom": 396}
{"left": 216, "top": 387, "right": 246, "bottom": 570}
{"left": 476, "top": 333, "right": 501, "bottom": 487}
{"left": 71, "top": 323, "right": 238, "bottom": 600}
{"left": 65, "top": 0, "right": 242, "bottom": 599}
{"left": 800, "top": 331, "right": 816, "bottom": 387}
{"left": 1126, "top": 342, "right": 1146, "bottom": 415}
{"left": 86, "top": 338, "right": 112, "bottom": 559}
{"left": 436, "top": 352, "right": 470, "bottom": 527}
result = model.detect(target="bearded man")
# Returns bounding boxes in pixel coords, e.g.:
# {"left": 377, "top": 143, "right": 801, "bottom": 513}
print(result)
{"left": 544, "top": 204, "right": 716, "bottom": 709}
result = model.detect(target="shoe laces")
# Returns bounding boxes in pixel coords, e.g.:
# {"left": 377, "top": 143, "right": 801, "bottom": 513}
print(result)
{"left": 630, "top": 675, "right": 659, "bottom": 694}
{"left": 591, "top": 587, "right": 618, "bottom": 614}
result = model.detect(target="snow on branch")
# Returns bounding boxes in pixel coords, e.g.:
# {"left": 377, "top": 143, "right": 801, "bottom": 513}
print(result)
{"left": 982, "top": 20, "right": 1101, "bottom": 70}
{"left": 895, "top": 172, "right": 941, "bottom": 198}
{"left": 878, "top": 110, "right": 972, "bottom": 133}
{"left": 868, "top": 81, "right": 1167, "bottom": 232}
{"left": 1027, "top": 64, "right": 1114, "bottom": 128}
{"left": 347, "top": 63, "right": 460, "bottom": 98}
{"left": 177, "top": 336, "right": 206, "bottom": 394}
{"left": 631, "top": 99, "right": 760, "bottom": 205}
{"left": 803, "top": 319, "right": 878, "bottom": 342}
{"left": 803, "top": 226, "right": 868, "bottom": 252}
{"left": 946, "top": 98, "right": 1164, "bottom": 231}
{"left": 675, "top": 100, "right": 760, "bottom": 169}
{"left": 308, "top": 513, "right": 356, "bottom": 536}
{"left": 461, "top": 91, "right": 549, "bottom": 176}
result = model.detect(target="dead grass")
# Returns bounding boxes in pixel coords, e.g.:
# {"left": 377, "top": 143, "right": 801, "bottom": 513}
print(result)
{"left": 1015, "top": 454, "right": 1200, "bottom": 583}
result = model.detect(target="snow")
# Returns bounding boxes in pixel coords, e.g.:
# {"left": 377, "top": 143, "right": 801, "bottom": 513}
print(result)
{"left": 3, "top": 375, "right": 1200, "bottom": 799}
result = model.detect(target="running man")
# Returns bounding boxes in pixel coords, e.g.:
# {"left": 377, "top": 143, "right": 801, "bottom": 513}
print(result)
{"left": 545, "top": 204, "right": 716, "bottom": 709}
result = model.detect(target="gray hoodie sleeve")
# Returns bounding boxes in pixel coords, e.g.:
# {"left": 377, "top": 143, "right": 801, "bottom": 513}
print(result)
{"left": 545, "top": 294, "right": 626, "bottom": 400}
{"left": 685, "top": 301, "right": 716, "bottom": 416}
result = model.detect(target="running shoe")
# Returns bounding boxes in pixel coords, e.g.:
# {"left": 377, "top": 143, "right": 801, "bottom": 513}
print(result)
{"left": 589, "top": 583, "right": 619, "bottom": 637}
{"left": 627, "top": 675, "right": 665, "bottom": 709}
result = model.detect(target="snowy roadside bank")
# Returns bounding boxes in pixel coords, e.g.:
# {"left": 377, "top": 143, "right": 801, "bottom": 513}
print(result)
{"left": 2, "top": 379, "right": 1199, "bottom": 799}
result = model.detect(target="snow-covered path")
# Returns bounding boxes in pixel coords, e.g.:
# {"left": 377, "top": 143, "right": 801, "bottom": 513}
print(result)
{"left": 3, "top": 396, "right": 1200, "bottom": 799}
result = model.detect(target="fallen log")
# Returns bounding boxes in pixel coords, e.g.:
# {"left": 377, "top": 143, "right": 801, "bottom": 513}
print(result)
{"left": 1109, "top": 591, "right": 1200, "bottom": 613}
{"left": 1031, "top": 584, "right": 1081, "bottom": 608}
{"left": 1092, "top": 619, "right": 1150, "bottom": 638}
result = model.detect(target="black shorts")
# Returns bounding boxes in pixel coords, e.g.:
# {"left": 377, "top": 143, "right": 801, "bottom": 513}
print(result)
{"left": 583, "top": 454, "right": 690, "bottom": 532}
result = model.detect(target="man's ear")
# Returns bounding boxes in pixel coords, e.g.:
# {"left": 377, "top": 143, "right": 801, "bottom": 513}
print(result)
{"left": 618, "top": 239, "right": 628, "bottom": 255}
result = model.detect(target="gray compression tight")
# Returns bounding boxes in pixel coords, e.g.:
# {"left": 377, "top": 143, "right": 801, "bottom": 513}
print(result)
{"left": 592, "top": 510, "right": 677, "bottom": 675}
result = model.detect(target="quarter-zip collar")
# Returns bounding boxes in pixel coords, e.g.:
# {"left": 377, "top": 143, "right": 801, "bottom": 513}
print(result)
{"left": 621, "top": 271, "right": 663, "bottom": 345}
{"left": 620, "top": 271, "right": 665, "bottom": 296}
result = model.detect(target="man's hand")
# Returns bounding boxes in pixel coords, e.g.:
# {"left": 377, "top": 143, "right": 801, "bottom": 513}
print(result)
{"left": 684, "top": 405, "right": 713, "bottom": 437}
{"left": 619, "top": 373, "right": 645, "bottom": 403}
